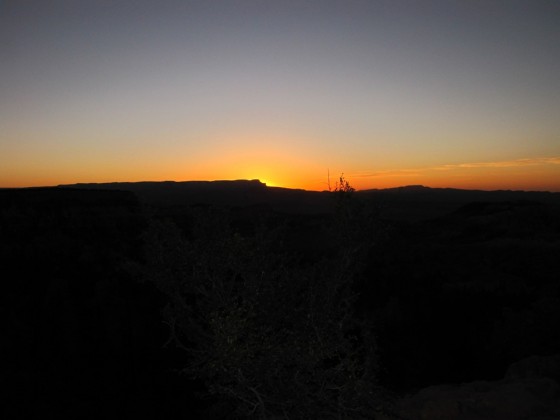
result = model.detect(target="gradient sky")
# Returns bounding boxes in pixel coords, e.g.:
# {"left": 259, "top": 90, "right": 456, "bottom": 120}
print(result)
{"left": 2, "top": 0, "right": 559, "bottom": 191}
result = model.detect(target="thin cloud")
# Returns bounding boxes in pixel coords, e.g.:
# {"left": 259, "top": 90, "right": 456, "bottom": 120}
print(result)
{"left": 351, "top": 157, "right": 560, "bottom": 179}
{"left": 435, "top": 157, "right": 560, "bottom": 170}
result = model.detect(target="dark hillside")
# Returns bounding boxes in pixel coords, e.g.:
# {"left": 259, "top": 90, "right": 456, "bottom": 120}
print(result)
{"left": 358, "top": 185, "right": 560, "bottom": 221}
{"left": 360, "top": 198, "right": 560, "bottom": 392}
{"left": 3, "top": 184, "right": 560, "bottom": 418}
{"left": 1, "top": 188, "right": 197, "bottom": 417}
{"left": 59, "top": 180, "right": 333, "bottom": 214}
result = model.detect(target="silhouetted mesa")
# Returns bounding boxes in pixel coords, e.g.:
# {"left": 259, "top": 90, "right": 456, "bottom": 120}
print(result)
{"left": 58, "top": 180, "right": 334, "bottom": 214}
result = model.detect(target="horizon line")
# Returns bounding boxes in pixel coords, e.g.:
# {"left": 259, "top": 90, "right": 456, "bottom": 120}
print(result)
{"left": 2, "top": 179, "right": 559, "bottom": 194}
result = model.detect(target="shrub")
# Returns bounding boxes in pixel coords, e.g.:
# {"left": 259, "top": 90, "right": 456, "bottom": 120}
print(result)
{"left": 143, "top": 195, "right": 381, "bottom": 418}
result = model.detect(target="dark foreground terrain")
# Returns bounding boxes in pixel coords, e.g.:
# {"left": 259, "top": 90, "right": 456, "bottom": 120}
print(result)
{"left": 2, "top": 181, "right": 560, "bottom": 418}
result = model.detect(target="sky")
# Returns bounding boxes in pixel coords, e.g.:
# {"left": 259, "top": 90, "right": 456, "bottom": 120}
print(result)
{"left": 1, "top": 0, "right": 559, "bottom": 191}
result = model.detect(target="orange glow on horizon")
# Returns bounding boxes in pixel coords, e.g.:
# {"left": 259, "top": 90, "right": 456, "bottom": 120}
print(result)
{"left": 2, "top": 155, "right": 559, "bottom": 192}
{"left": 2, "top": 174, "right": 559, "bottom": 193}
{"left": 346, "top": 158, "right": 560, "bottom": 192}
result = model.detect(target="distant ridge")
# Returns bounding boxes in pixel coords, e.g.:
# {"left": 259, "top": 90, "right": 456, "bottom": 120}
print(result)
{"left": 361, "top": 184, "right": 432, "bottom": 192}
{"left": 358, "top": 184, "right": 560, "bottom": 221}
{"left": 52, "top": 180, "right": 560, "bottom": 221}
{"left": 61, "top": 179, "right": 268, "bottom": 190}
{"left": 361, "top": 184, "right": 556, "bottom": 194}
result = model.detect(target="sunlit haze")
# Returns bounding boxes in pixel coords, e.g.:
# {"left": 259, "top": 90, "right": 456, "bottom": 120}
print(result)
{"left": 2, "top": 1, "right": 559, "bottom": 191}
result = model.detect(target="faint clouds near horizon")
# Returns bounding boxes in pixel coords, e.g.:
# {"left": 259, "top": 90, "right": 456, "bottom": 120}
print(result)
{"left": 348, "top": 157, "right": 560, "bottom": 192}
